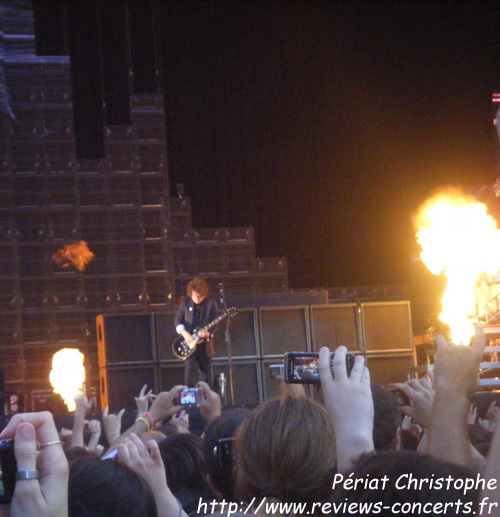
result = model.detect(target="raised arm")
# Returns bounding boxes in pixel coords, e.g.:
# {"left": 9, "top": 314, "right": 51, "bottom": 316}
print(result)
{"left": 70, "top": 395, "right": 92, "bottom": 449}
{"left": 480, "top": 414, "right": 500, "bottom": 517}
{"left": 427, "top": 325, "right": 485, "bottom": 468}
{"left": 117, "top": 433, "right": 188, "bottom": 517}
{"left": 104, "top": 385, "right": 185, "bottom": 456}
{"left": 86, "top": 419, "right": 102, "bottom": 455}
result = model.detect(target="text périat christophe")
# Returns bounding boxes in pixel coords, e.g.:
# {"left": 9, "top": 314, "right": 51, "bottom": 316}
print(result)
{"left": 332, "top": 472, "right": 496, "bottom": 496}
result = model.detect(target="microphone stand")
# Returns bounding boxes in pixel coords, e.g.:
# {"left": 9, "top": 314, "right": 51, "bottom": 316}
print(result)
{"left": 219, "top": 283, "right": 235, "bottom": 405}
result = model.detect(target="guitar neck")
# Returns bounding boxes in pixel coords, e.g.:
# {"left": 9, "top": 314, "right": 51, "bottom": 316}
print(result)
{"left": 200, "top": 312, "right": 229, "bottom": 333}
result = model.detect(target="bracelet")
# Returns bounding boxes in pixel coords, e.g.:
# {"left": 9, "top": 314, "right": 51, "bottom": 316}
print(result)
{"left": 143, "top": 411, "right": 155, "bottom": 428}
{"left": 106, "top": 432, "right": 120, "bottom": 440}
{"left": 135, "top": 416, "right": 151, "bottom": 431}
{"left": 91, "top": 431, "right": 101, "bottom": 435}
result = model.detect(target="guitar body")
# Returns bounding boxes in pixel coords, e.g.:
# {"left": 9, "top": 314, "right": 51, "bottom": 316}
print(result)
{"left": 172, "top": 334, "right": 203, "bottom": 360}
{"left": 171, "top": 307, "right": 238, "bottom": 360}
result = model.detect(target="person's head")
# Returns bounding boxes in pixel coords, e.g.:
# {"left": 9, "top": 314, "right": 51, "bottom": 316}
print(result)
{"left": 159, "top": 432, "right": 214, "bottom": 513}
{"left": 68, "top": 457, "right": 157, "bottom": 517}
{"left": 235, "top": 395, "right": 336, "bottom": 505}
{"left": 371, "top": 384, "right": 402, "bottom": 451}
{"left": 187, "top": 277, "right": 209, "bottom": 303}
{"left": 333, "top": 451, "right": 479, "bottom": 513}
{"left": 154, "top": 421, "right": 180, "bottom": 437}
{"left": 203, "top": 407, "right": 251, "bottom": 500}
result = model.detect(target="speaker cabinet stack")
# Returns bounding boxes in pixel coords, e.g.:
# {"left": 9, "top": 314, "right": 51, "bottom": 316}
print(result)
{"left": 258, "top": 306, "right": 310, "bottom": 399}
{"left": 97, "top": 313, "right": 157, "bottom": 411}
{"left": 97, "top": 300, "right": 415, "bottom": 409}
{"left": 360, "top": 301, "right": 414, "bottom": 386}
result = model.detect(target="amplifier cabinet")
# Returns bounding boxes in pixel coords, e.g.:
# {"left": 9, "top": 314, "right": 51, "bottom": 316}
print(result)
{"left": 360, "top": 301, "right": 413, "bottom": 353}
{"left": 259, "top": 306, "right": 310, "bottom": 356}
{"left": 99, "top": 363, "right": 157, "bottom": 411}
{"left": 97, "top": 313, "right": 156, "bottom": 367}
{"left": 310, "top": 304, "right": 361, "bottom": 352}
{"left": 364, "top": 353, "right": 414, "bottom": 387}
{"left": 211, "top": 359, "right": 261, "bottom": 406}
{"left": 213, "top": 308, "right": 259, "bottom": 359}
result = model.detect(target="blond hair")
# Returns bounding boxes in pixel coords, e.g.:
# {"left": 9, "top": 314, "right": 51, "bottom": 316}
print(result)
{"left": 235, "top": 395, "right": 336, "bottom": 511}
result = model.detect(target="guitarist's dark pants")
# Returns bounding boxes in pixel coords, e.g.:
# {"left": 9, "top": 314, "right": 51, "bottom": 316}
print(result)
{"left": 184, "top": 341, "right": 211, "bottom": 388}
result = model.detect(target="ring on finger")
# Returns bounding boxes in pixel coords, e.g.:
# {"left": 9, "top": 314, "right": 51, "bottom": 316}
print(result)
{"left": 40, "top": 440, "right": 62, "bottom": 448}
{"left": 16, "top": 470, "right": 40, "bottom": 480}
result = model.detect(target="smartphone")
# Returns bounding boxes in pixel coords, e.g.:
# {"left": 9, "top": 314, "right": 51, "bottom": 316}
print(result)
{"left": 214, "top": 437, "right": 236, "bottom": 468}
{"left": 284, "top": 351, "right": 355, "bottom": 384}
{"left": 269, "top": 364, "right": 284, "bottom": 379}
{"left": 388, "top": 387, "right": 411, "bottom": 407}
{"left": 0, "top": 439, "right": 16, "bottom": 504}
{"left": 179, "top": 388, "right": 199, "bottom": 406}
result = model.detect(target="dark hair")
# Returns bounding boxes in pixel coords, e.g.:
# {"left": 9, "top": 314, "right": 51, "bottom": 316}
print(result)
{"left": 399, "top": 429, "right": 420, "bottom": 451}
{"left": 371, "top": 383, "right": 401, "bottom": 451}
{"left": 155, "top": 422, "right": 180, "bottom": 437}
{"left": 159, "top": 433, "right": 214, "bottom": 513}
{"left": 333, "top": 451, "right": 479, "bottom": 515}
{"left": 187, "top": 277, "right": 209, "bottom": 297}
{"left": 68, "top": 457, "right": 157, "bottom": 517}
{"left": 64, "top": 446, "right": 100, "bottom": 462}
{"left": 203, "top": 408, "right": 251, "bottom": 500}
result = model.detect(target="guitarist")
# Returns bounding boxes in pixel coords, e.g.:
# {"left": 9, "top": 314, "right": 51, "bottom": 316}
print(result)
{"left": 175, "top": 277, "right": 218, "bottom": 387}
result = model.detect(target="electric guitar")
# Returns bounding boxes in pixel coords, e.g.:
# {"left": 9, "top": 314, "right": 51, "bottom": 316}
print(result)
{"left": 172, "top": 307, "right": 238, "bottom": 360}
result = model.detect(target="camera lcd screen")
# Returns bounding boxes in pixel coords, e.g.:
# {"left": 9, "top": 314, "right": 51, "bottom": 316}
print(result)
{"left": 287, "top": 354, "right": 320, "bottom": 383}
{"left": 269, "top": 364, "right": 284, "bottom": 379}
{"left": 0, "top": 439, "right": 16, "bottom": 504}
{"left": 284, "top": 352, "right": 355, "bottom": 384}
{"left": 180, "top": 388, "right": 198, "bottom": 405}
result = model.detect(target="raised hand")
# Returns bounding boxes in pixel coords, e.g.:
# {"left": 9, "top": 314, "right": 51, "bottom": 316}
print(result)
{"left": 134, "top": 384, "right": 155, "bottom": 416}
{"left": 171, "top": 410, "right": 190, "bottom": 433}
{"left": 0, "top": 412, "right": 68, "bottom": 517}
{"left": 319, "top": 346, "right": 373, "bottom": 471}
{"left": 393, "top": 378, "right": 435, "bottom": 429}
{"left": 196, "top": 381, "right": 221, "bottom": 423}
{"left": 428, "top": 325, "right": 486, "bottom": 468}
{"left": 102, "top": 406, "right": 125, "bottom": 445}
{"left": 117, "top": 433, "right": 187, "bottom": 517}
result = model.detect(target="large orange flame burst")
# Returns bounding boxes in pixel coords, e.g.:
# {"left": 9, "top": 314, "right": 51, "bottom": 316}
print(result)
{"left": 52, "top": 241, "right": 94, "bottom": 272}
{"left": 49, "top": 349, "right": 85, "bottom": 411}
{"left": 415, "top": 188, "right": 500, "bottom": 344}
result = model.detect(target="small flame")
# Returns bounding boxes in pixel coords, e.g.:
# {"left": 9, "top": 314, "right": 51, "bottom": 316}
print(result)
{"left": 52, "top": 240, "right": 95, "bottom": 272}
{"left": 414, "top": 187, "right": 500, "bottom": 344}
{"left": 49, "top": 349, "right": 85, "bottom": 411}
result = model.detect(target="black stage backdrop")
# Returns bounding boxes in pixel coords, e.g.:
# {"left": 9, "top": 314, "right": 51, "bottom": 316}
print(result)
{"left": 34, "top": 1, "right": 500, "bottom": 289}
{"left": 158, "top": 2, "right": 500, "bottom": 288}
